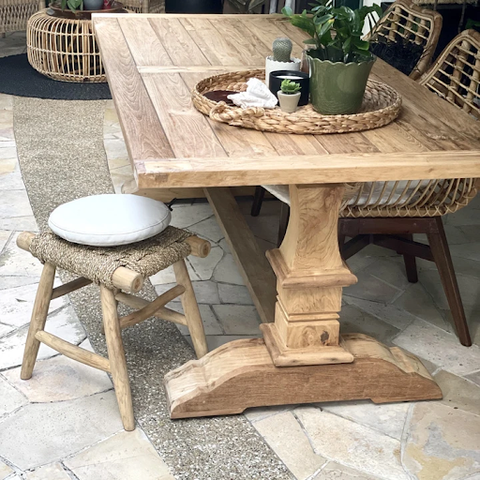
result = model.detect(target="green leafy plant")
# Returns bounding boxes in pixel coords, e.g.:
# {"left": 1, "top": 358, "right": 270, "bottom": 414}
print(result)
{"left": 61, "top": 0, "right": 83, "bottom": 13}
{"left": 280, "top": 79, "right": 301, "bottom": 94}
{"left": 282, "top": 0, "right": 382, "bottom": 63}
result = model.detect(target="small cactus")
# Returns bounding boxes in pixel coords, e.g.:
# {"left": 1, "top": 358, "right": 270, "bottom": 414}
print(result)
{"left": 272, "top": 37, "right": 292, "bottom": 63}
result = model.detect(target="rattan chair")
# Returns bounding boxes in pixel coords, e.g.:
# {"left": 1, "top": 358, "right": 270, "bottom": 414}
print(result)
{"left": 263, "top": 30, "right": 480, "bottom": 347}
{"left": 368, "top": 0, "right": 443, "bottom": 80}
{"left": 0, "top": 0, "right": 44, "bottom": 35}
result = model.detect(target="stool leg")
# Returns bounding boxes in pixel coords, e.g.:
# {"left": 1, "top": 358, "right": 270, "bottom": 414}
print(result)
{"left": 100, "top": 285, "right": 135, "bottom": 431}
{"left": 21, "top": 262, "right": 56, "bottom": 380}
{"left": 173, "top": 260, "right": 208, "bottom": 358}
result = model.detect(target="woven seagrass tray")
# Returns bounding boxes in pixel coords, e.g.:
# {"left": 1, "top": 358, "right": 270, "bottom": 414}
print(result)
{"left": 192, "top": 69, "right": 402, "bottom": 135}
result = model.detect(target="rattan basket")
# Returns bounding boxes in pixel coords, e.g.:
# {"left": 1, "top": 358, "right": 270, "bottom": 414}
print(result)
{"left": 193, "top": 69, "right": 402, "bottom": 135}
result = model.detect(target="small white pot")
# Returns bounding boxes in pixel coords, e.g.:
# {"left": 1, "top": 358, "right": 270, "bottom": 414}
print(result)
{"left": 265, "top": 56, "right": 301, "bottom": 87}
{"left": 277, "top": 91, "right": 301, "bottom": 113}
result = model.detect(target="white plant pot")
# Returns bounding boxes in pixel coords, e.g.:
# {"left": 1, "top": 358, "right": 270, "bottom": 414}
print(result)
{"left": 277, "top": 91, "right": 301, "bottom": 113}
{"left": 265, "top": 56, "right": 301, "bottom": 87}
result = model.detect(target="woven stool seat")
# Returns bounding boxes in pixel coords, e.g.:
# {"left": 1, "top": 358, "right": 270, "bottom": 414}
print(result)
{"left": 29, "top": 227, "right": 191, "bottom": 290}
{"left": 17, "top": 227, "right": 211, "bottom": 431}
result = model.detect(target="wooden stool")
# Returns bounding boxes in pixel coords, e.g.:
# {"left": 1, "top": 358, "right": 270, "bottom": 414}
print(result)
{"left": 17, "top": 230, "right": 210, "bottom": 431}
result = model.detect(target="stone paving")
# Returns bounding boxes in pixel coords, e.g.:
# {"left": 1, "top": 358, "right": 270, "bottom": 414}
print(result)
{"left": 2, "top": 31, "right": 480, "bottom": 480}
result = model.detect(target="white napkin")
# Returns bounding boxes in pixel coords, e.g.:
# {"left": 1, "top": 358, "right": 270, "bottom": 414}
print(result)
{"left": 228, "top": 78, "right": 278, "bottom": 109}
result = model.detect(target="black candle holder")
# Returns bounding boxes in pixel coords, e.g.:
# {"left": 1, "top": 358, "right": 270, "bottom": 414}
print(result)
{"left": 269, "top": 70, "right": 310, "bottom": 106}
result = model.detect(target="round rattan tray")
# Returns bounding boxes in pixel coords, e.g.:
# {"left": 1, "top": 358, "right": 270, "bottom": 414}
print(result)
{"left": 192, "top": 69, "right": 402, "bottom": 135}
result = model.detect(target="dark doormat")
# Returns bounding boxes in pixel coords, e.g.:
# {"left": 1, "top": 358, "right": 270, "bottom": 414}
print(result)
{"left": 0, "top": 54, "right": 112, "bottom": 100}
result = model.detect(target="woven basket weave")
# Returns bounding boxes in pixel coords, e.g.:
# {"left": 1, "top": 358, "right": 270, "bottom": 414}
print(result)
{"left": 192, "top": 69, "right": 402, "bottom": 135}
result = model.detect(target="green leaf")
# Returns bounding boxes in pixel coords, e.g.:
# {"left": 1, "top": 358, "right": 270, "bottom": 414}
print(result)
{"left": 281, "top": 6, "right": 293, "bottom": 16}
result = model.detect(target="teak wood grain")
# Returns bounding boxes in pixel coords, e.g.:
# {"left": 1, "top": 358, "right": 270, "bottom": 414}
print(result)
{"left": 93, "top": 13, "right": 478, "bottom": 418}
{"left": 93, "top": 13, "right": 480, "bottom": 191}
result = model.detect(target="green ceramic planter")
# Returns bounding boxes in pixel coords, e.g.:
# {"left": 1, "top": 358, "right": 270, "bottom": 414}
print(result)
{"left": 308, "top": 55, "right": 376, "bottom": 115}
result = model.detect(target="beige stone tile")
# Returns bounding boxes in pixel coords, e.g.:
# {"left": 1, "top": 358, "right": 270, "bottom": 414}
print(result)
{"left": 150, "top": 262, "right": 200, "bottom": 285}
{"left": 245, "top": 211, "right": 280, "bottom": 244}
{"left": 0, "top": 216, "right": 37, "bottom": 231}
{"left": 361, "top": 257, "right": 413, "bottom": 291}
{"left": 244, "top": 404, "right": 296, "bottom": 423}
{"left": 64, "top": 429, "right": 174, "bottom": 480}
{"left": 0, "top": 157, "right": 15, "bottom": 176}
{"left": 24, "top": 463, "right": 71, "bottom": 480}
{"left": 0, "top": 170, "right": 25, "bottom": 191}
{"left": 188, "top": 216, "right": 224, "bottom": 243}
{"left": 3, "top": 354, "right": 112, "bottom": 403}
{"left": 0, "top": 232, "right": 44, "bottom": 278}
{"left": 107, "top": 156, "right": 130, "bottom": 171}
{"left": 213, "top": 305, "right": 261, "bottom": 335}
{"left": 0, "top": 280, "right": 68, "bottom": 328}
{"left": 104, "top": 106, "right": 119, "bottom": 123}
{"left": 465, "top": 370, "right": 480, "bottom": 387}
{"left": 0, "top": 375, "right": 27, "bottom": 418}
{"left": 0, "top": 230, "right": 11, "bottom": 253}
{"left": 393, "top": 319, "right": 480, "bottom": 375}
{"left": 0, "top": 145, "right": 16, "bottom": 159}
{"left": 344, "top": 272, "right": 402, "bottom": 304}
{"left": 420, "top": 269, "right": 480, "bottom": 309}
{"left": 155, "top": 280, "right": 220, "bottom": 304}
{"left": 172, "top": 303, "right": 223, "bottom": 336}
{"left": 434, "top": 370, "right": 480, "bottom": 416}
{"left": 343, "top": 295, "right": 416, "bottom": 331}
{"left": 187, "top": 245, "right": 223, "bottom": 280}
{"left": 0, "top": 391, "right": 123, "bottom": 470}
{"left": 218, "top": 283, "right": 254, "bottom": 305}
{"left": 0, "top": 460, "right": 13, "bottom": 480}
{"left": 110, "top": 164, "right": 134, "bottom": 194}
{"left": 104, "top": 137, "right": 128, "bottom": 160}
{"left": 0, "top": 323, "right": 14, "bottom": 338}
{"left": 0, "top": 275, "right": 40, "bottom": 291}
{"left": 0, "top": 189, "right": 33, "bottom": 219}
{"left": 295, "top": 406, "right": 408, "bottom": 480}
{"left": 339, "top": 304, "right": 400, "bottom": 345}
{"left": 0, "top": 305, "right": 86, "bottom": 370}
{"left": 0, "top": 94, "right": 13, "bottom": 110}
{"left": 393, "top": 283, "right": 451, "bottom": 332}
{"left": 313, "top": 462, "right": 379, "bottom": 479}
{"left": 253, "top": 411, "right": 326, "bottom": 480}
{"left": 320, "top": 401, "right": 409, "bottom": 440}
{"left": 403, "top": 402, "right": 480, "bottom": 480}
{"left": 169, "top": 202, "right": 214, "bottom": 229}
{"left": 213, "top": 252, "right": 245, "bottom": 285}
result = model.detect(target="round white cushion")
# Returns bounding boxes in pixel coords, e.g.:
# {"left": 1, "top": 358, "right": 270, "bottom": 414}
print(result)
{"left": 48, "top": 194, "right": 171, "bottom": 247}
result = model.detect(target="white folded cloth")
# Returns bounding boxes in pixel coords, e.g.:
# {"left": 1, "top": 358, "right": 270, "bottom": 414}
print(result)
{"left": 228, "top": 78, "right": 278, "bottom": 109}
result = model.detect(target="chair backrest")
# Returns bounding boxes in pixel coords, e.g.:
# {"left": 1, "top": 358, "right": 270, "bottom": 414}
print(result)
{"left": 420, "top": 29, "right": 480, "bottom": 120}
{"left": 369, "top": 0, "right": 442, "bottom": 80}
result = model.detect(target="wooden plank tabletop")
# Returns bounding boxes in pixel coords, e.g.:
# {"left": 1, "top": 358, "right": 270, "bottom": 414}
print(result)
{"left": 93, "top": 14, "right": 480, "bottom": 188}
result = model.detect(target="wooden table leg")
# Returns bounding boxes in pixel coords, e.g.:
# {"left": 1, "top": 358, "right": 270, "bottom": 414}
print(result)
{"left": 164, "top": 185, "right": 442, "bottom": 419}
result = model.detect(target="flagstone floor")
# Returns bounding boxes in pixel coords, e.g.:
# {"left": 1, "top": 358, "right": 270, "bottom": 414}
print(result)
{"left": 1, "top": 31, "right": 480, "bottom": 480}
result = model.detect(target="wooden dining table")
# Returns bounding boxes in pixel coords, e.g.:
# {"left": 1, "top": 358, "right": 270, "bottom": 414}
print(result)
{"left": 93, "top": 12, "right": 480, "bottom": 419}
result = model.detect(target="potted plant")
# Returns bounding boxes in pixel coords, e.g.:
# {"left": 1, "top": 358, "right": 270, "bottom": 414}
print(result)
{"left": 282, "top": 1, "right": 382, "bottom": 115}
{"left": 277, "top": 79, "right": 301, "bottom": 113}
{"left": 265, "top": 37, "right": 301, "bottom": 87}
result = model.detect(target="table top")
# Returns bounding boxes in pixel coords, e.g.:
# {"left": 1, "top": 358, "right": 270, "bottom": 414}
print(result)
{"left": 93, "top": 13, "right": 480, "bottom": 188}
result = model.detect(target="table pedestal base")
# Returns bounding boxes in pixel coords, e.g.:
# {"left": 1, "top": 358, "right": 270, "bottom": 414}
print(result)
{"left": 164, "top": 334, "right": 442, "bottom": 419}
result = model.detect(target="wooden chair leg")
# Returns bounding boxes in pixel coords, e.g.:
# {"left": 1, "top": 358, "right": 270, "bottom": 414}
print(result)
{"left": 278, "top": 203, "right": 290, "bottom": 247}
{"left": 173, "top": 260, "right": 208, "bottom": 358}
{"left": 427, "top": 218, "right": 472, "bottom": 347}
{"left": 251, "top": 186, "right": 266, "bottom": 217}
{"left": 401, "top": 234, "right": 419, "bottom": 283}
{"left": 21, "top": 262, "right": 56, "bottom": 380}
{"left": 100, "top": 285, "right": 135, "bottom": 431}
